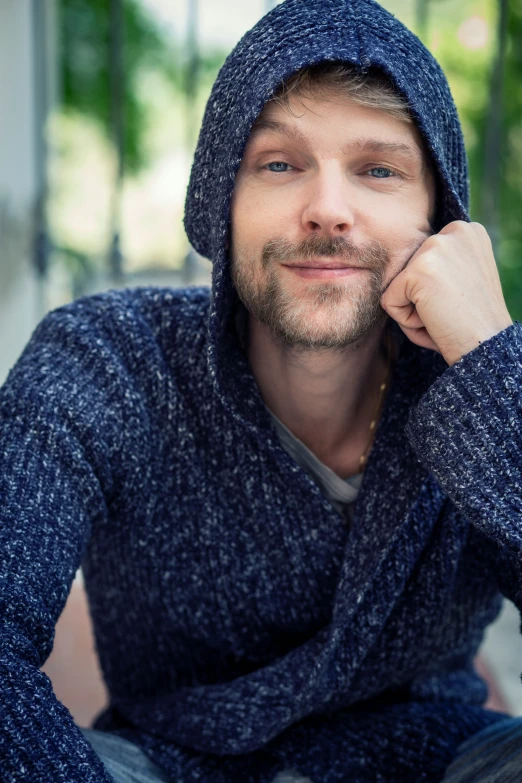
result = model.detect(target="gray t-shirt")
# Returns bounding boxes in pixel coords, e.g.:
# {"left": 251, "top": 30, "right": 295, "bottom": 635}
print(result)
{"left": 267, "top": 407, "right": 363, "bottom": 523}
{"left": 234, "top": 302, "right": 365, "bottom": 524}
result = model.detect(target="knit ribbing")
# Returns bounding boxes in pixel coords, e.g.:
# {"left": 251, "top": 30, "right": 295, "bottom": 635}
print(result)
{"left": 406, "top": 322, "right": 522, "bottom": 558}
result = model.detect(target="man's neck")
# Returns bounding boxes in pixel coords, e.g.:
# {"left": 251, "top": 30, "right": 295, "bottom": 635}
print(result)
{"left": 246, "top": 314, "right": 392, "bottom": 474}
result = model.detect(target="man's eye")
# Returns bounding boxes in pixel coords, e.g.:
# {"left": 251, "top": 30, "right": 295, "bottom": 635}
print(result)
{"left": 264, "top": 161, "right": 293, "bottom": 173}
{"left": 367, "top": 166, "right": 396, "bottom": 179}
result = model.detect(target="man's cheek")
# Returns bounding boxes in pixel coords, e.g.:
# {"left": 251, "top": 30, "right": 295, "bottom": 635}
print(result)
{"left": 379, "top": 244, "right": 418, "bottom": 295}
{"left": 394, "top": 231, "right": 432, "bottom": 272}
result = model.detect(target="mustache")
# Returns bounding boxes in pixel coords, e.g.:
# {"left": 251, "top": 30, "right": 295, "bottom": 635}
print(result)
{"left": 261, "top": 234, "right": 389, "bottom": 270}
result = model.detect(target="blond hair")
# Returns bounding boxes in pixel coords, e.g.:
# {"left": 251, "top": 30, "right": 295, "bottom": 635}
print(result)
{"left": 270, "top": 62, "right": 413, "bottom": 124}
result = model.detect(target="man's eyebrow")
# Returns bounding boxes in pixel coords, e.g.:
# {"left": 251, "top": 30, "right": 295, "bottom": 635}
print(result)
{"left": 348, "top": 137, "right": 423, "bottom": 163}
{"left": 248, "top": 120, "right": 423, "bottom": 165}
{"left": 248, "top": 119, "right": 309, "bottom": 146}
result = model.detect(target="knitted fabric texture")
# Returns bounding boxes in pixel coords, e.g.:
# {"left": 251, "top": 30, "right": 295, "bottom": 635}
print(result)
{"left": 1, "top": 286, "right": 520, "bottom": 783}
{"left": 1, "top": 1, "right": 522, "bottom": 783}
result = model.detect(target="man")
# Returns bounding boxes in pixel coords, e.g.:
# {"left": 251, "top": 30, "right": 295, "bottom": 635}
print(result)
{"left": 0, "top": 1, "right": 520, "bottom": 782}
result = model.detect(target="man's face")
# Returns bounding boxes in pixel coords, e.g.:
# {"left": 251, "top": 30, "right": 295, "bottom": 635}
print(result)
{"left": 229, "top": 89, "right": 436, "bottom": 351}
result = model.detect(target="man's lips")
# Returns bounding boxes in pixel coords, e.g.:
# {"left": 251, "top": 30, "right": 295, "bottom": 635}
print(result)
{"left": 283, "top": 259, "right": 364, "bottom": 279}
{"left": 282, "top": 264, "right": 366, "bottom": 279}
{"left": 281, "top": 258, "right": 364, "bottom": 269}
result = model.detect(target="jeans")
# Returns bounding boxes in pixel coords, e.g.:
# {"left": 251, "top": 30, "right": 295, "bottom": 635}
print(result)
{"left": 81, "top": 717, "right": 522, "bottom": 782}
{"left": 440, "top": 716, "right": 522, "bottom": 782}
{"left": 80, "top": 728, "right": 313, "bottom": 782}
{"left": 80, "top": 729, "right": 170, "bottom": 783}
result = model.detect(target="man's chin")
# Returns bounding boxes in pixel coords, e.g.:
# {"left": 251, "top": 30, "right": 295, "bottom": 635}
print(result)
{"left": 267, "top": 312, "right": 383, "bottom": 351}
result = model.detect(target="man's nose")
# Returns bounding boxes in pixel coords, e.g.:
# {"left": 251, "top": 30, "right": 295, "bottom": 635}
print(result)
{"left": 301, "top": 166, "right": 356, "bottom": 236}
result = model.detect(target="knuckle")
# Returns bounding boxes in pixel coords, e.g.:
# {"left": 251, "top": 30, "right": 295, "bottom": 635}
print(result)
{"left": 444, "top": 220, "right": 466, "bottom": 233}
{"left": 470, "top": 221, "right": 487, "bottom": 235}
{"left": 477, "top": 223, "right": 491, "bottom": 241}
{"left": 422, "top": 234, "right": 439, "bottom": 251}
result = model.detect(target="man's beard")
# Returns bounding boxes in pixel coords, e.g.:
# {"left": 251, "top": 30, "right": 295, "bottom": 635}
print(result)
{"left": 230, "top": 233, "right": 390, "bottom": 352}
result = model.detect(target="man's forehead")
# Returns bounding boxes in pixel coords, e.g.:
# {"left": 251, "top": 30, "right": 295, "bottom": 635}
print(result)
{"left": 247, "top": 105, "right": 426, "bottom": 168}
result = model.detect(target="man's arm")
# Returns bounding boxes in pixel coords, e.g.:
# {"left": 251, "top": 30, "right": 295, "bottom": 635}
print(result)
{"left": 0, "top": 304, "right": 122, "bottom": 783}
{"left": 405, "top": 321, "right": 522, "bottom": 559}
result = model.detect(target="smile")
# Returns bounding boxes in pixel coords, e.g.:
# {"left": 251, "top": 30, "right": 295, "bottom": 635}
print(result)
{"left": 282, "top": 265, "right": 366, "bottom": 279}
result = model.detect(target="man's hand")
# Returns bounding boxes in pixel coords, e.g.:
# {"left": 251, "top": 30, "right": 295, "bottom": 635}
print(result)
{"left": 380, "top": 221, "right": 514, "bottom": 367}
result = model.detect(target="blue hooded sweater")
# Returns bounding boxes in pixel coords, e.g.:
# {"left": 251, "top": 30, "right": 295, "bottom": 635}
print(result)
{"left": 1, "top": 0, "right": 522, "bottom": 781}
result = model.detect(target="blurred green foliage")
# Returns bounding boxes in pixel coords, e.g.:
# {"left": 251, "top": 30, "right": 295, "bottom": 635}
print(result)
{"left": 60, "top": 0, "right": 178, "bottom": 174}
{"left": 60, "top": 0, "right": 521, "bottom": 318}
{"left": 434, "top": 0, "right": 522, "bottom": 319}
{"left": 60, "top": 0, "right": 226, "bottom": 173}
{"left": 497, "top": 1, "right": 522, "bottom": 319}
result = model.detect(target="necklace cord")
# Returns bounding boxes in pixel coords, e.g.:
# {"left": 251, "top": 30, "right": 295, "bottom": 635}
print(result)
{"left": 358, "top": 327, "right": 394, "bottom": 473}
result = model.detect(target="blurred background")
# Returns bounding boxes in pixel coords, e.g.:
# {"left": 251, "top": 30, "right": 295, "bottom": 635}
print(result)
{"left": 1, "top": 0, "right": 521, "bottom": 728}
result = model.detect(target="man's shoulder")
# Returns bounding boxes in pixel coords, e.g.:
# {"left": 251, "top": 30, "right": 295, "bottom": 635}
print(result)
{"left": 56, "top": 285, "right": 211, "bottom": 327}
{"left": 124, "top": 284, "right": 211, "bottom": 315}
{"left": 39, "top": 285, "right": 211, "bottom": 353}
{"left": 2, "top": 286, "right": 212, "bottom": 402}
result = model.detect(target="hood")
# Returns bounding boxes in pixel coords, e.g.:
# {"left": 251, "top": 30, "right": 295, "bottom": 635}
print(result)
{"left": 183, "top": 0, "right": 468, "bottom": 433}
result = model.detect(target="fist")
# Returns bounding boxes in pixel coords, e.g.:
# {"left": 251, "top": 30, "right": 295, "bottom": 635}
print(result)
{"left": 380, "top": 221, "right": 513, "bottom": 367}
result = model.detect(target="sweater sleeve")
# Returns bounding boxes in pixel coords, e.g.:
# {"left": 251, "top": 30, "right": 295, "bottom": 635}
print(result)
{"left": 0, "top": 304, "right": 122, "bottom": 782}
{"left": 404, "top": 321, "right": 522, "bottom": 598}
